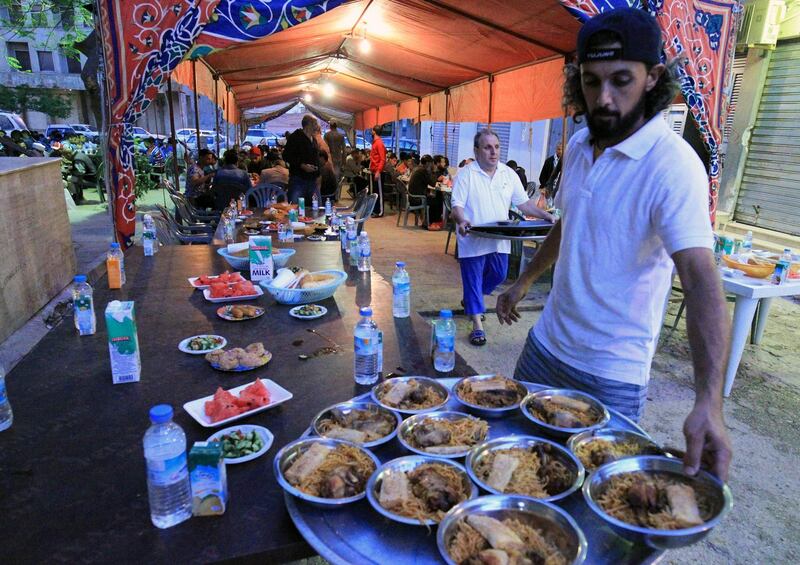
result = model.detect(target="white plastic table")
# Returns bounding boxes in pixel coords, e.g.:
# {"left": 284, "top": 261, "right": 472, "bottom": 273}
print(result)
{"left": 721, "top": 271, "right": 800, "bottom": 396}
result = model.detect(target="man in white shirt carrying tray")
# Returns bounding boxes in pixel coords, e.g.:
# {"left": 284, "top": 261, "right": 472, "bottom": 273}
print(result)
{"left": 451, "top": 131, "right": 555, "bottom": 347}
{"left": 497, "top": 7, "right": 732, "bottom": 481}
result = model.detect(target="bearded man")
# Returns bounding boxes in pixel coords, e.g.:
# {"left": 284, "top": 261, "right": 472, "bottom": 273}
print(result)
{"left": 497, "top": 7, "right": 732, "bottom": 481}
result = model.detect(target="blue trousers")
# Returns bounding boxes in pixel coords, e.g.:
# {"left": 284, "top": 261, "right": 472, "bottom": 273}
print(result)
{"left": 514, "top": 332, "right": 647, "bottom": 422}
{"left": 459, "top": 253, "right": 508, "bottom": 316}
{"left": 288, "top": 176, "right": 320, "bottom": 205}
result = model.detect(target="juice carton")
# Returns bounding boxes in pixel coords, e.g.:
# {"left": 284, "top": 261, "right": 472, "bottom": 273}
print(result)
{"left": 189, "top": 441, "right": 228, "bottom": 516}
{"left": 104, "top": 301, "right": 141, "bottom": 384}
{"left": 249, "top": 235, "right": 274, "bottom": 283}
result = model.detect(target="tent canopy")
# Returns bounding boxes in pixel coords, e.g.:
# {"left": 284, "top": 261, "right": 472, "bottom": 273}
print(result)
{"left": 201, "top": 0, "right": 581, "bottom": 127}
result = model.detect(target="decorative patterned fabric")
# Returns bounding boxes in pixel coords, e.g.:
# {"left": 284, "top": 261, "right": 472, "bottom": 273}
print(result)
{"left": 189, "top": 0, "right": 345, "bottom": 58}
{"left": 98, "top": 0, "right": 340, "bottom": 247}
{"left": 557, "top": 0, "right": 742, "bottom": 221}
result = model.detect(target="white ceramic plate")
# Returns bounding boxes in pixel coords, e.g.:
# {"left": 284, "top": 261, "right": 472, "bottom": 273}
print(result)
{"left": 216, "top": 305, "right": 265, "bottom": 321}
{"left": 183, "top": 379, "right": 293, "bottom": 428}
{"left": 178, "top": 334, "right": 227, "bottom": 354}
{"left": 202, "top": 286, "right": 264, "bottom": 303}
{"left": 188, "top": 274, "right": 244, "bottom": 289}
{"left": 206, "top": 424, "right": 274, "bottom": 464}
{"left": 289, "top": 304, "right": 328, "bottom": 320}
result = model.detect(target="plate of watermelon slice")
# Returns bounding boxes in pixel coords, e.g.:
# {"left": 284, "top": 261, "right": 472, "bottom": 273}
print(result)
{"left": 184, "top": 378, "right": 293, "bottom": 428}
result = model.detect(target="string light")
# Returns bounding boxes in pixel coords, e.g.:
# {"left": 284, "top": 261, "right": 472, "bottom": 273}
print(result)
{"left": 359, "top": 38, "right": 371, "bottom": 54}
{"left": 303, "top": 93, "right": 312, "bottom": 103}
{"left": 322, "top": 82, "right": 335, "bottom": 98}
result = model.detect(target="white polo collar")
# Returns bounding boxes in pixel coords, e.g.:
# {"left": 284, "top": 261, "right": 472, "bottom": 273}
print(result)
{"left": 577, "top": 113, "right": 670, "bottom": 162}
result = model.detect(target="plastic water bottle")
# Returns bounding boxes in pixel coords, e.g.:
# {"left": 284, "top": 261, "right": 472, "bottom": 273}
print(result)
{"left": 346, "top": 216, "right": 356, "bottom": 245}
{"left": 143, "top": 404, "right": 192, "bottom": 529}
{"left": 392, "top": 262, "right": 411, "bottom": 318}
{"left": 325, "top": 197, "right": 332, "bottom": 217}
{"left": 143, "top": 214, "right": 157, "bottom": 256}
{"left": 107, "top": 242, "right": 126, "bottom": 287}
{"left": 349, "top": 235, "right": 359, "bottom": 266}
{"left": 340, "top": 224, "right": 347, "bottom": 250}
{"left": 312, "top": 193, "right": 319, "bottom": 215}
{"left": 0, "top": 367, "right": 13, "bottom": 432}
{"left": 286, "top": 219, "right": 294, "bottom": 241}
{"left": 358, "top": 231, "right": 371, "bottom": 272}
{"left": 433, "top": 309, "right": 456, "bottom": 372}
{"left": 742, "top": 230, "right": 753, "bottom": 252}
{"left": 354, "top": 308, "right": 379, "bottom": 385}
{"left": 781, "top": 248, "right": 793, "bottom": 261}
{"left": 72, "top": 275, "right": 96, "bottom": 336}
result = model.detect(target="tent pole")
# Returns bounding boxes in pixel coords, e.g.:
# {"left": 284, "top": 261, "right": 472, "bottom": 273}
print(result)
{"left": 417, "top": 97, "right": 421, "bottom": 155}
{"left": 444, "top": 89, "right": 450, "bottom": 161}
{"left": 395, "top": 103, "right": 400, "bottom": 155}
{"left": 226, "top": 88, "right": 230, "bottom": 148}
{"left": 214, "top": 75, "right": 220, "bottom": 155}
{"left": 166, "top": 78, "right": 180, "bottom": 190}
{"left": 192, "top": 59, "right": 201, "bottom": 152}
{"left": 488, "top": 74, "right": 494, "bottom": 125}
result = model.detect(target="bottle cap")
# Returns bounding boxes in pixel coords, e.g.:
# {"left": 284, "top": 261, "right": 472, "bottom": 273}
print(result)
{"left": 149, "top": 404, "right": 173, "bottom": 424}
{"left": 361, "top": 231, "right": 368, "bottom": 237}
{"left": 440, "top": 309, "right": 453, "bottom": 318}
{"left": 74, "top": 275, "right": 87, "bottom": 283}
{"left": 110, "top": 242, "right": 120, "bottom": 249}
{"left": 396, "top": 261, "right": 405, "bottom": 268}
{"left": 360, "top": 307, "right": 373, "bottom": 317}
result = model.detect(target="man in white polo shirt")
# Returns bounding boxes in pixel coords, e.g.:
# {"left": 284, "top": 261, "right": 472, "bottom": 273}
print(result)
{"left": 452, "top": 130, "right": 554, "bottom": 346}
{"left": 496, "top": 8, "right": 731, "bottom": 480}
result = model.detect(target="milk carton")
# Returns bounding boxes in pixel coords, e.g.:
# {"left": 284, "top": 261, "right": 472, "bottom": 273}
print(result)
{"left": 104, "top": 300, "right": 141, "bottom": 384}
{"left": 189, "top": 441, "right": 228, "bottom": 516}
{"left": 249, "top": 235, "right": 274, "bottom": 283}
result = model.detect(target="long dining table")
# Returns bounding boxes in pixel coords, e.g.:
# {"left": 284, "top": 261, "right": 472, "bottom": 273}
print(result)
{"left": 0, "top": 242, "right": 474, "bottom": 563}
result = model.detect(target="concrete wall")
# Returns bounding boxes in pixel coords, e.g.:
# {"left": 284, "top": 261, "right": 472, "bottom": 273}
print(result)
{"left": 0, "top": 158, "right": 76, "bottom": 343}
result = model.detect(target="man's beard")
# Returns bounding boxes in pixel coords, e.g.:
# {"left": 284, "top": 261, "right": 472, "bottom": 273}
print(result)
{"left": 587, "top": 92, "right": 646, "bottom": 141}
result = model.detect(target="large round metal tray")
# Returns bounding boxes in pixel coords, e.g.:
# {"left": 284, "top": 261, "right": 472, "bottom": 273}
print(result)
{"left": 284, "top": 378, "right": 664, "bottom": 565}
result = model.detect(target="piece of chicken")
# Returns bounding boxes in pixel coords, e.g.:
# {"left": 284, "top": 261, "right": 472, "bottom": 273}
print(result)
{"left": 466, "top": 515, "right": 526, "bottom": 553}
{"left": 285, "top": 443, "right": 332, "bottom": 485}
{"left": 409, "top": 466, "right": 461, "bottom": 513}
{"left": 320, "top": 465, "right": 362, "bottom": 498}
{"left": 413, "top": 421, "right": 452, "bottom": 447}
{"left": 666, "top": 484, "right": 704, "bottom": 526}
{"left": 487, "top": 453, "right": 520, "bottom": 492}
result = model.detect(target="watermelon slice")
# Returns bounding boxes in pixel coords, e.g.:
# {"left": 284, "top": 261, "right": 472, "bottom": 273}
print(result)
{"left": 204, "top": 387, "right": 245, "bottom": 423}
{"left": 237, "top": 379, "right": 271, "bottom": 409}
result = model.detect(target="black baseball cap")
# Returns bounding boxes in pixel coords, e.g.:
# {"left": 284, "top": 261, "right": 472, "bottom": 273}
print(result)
{"left": 577, "top": 7, "right": 663, "bottom": 66}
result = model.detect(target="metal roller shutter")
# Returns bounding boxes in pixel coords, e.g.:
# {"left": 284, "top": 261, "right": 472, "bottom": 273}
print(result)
{"left": 478, "top": 122, "right": 511, "bottom": 162}
{"left": 430, "top": 122, "right": 461, "bottom": 165}
{"left": 734, "top": 40, "right": 800, "bottom": 236}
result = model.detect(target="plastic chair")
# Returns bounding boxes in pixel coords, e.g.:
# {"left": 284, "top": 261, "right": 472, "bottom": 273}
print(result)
{"left": 337, "top": 189, "right": 367, "bottom": 216}
{"left": 397, "top": 182, "right": 429, "bottom": 228}
{"left": 381, "top": 172, "right": 399, "bottom": 211}
{"left": 444, "top": 193, "right": 456, "bottom": 255}
{"left": 245, "top": 185, "right": 272, "bottom": 208}
{"left": 168, "top": 192, "right": 218, "bottom": 227}
{"left": 155, "top": 204, "right": 213, "bottom": 244}
{"left": 353, "top": 194, "right": 378, "bottom": 235}
{"left": 526, "top": 181, "right": 538, "bottom": 199}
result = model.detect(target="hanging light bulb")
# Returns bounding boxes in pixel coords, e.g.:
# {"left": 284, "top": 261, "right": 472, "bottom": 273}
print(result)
{"left": 322, "top": 82, "right": 335, "bottom": 98}
{"left": 303, "top": 92, "right": 312, "bottom": 103}
{"left": 359, "top": 38, "right": 371, "bottom": 54}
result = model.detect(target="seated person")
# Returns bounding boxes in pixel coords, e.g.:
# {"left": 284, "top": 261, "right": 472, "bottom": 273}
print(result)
{"left": 259, "top": 158, "right": 289, "bottom": 187}
{"left": 343, "top": 149, "right": 367, "bottom": 196}
{"left": 407, "top": 155, "right": 443, "bottom": 228}
{"left": 186, "top": 149, "right": 215, "bottom": 208}
{"left": 212, "top": 149, "right": 251, "bottom": 210}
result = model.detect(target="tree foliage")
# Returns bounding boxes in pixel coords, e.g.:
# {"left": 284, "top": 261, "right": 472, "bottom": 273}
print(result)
{"left": 0, "top": 0, "right": 92, "bottom": 65}
{"left": 0, "top": 84, "right": 72, "bottom": 118}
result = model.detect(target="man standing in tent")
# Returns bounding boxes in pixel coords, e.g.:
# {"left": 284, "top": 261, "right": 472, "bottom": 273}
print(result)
{"left": 283, "top": 115, "right": 320, "bottom": 204}
{"left": 451, "top": 129, "right": 554, "bottom": 347}
{"left": 496, "top": 7, "right": 732, "bottom": 480}
{"left": 369, "top": 125, "right": 387, "bottom": 217}
{"left": 323, "top": 120, "right": 346, "bottom": 180}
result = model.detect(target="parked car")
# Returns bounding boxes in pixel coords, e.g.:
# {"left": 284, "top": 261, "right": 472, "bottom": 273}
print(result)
{"left": 176, "top": 128, "right": 214, "bottom": 143}
{"left": 345, "top": 134, "right": 371, "bottom": 150}
{"left": 46, "top": 124, "right": 77, "bottom": 139}
{"left": 69, "top": 124, "right": 100, "bottom": 142}
{"left": 130, "top": 126, "right": 167, "bottom": 141}
{"left": 381, "top": 137, "right": 418, "bottom": 154}
{"left": 243, "top": 128, "right": 279, "bottom": 147}
{"left": 0, "top": 111, "right": 27, "bottom": 133}
{"left": 186, "top": 133, "right": 227, "bottom": 155}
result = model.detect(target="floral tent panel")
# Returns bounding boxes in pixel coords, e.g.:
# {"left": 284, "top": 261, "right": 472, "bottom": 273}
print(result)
{"left": 189, "top": 0, "right": 346, "bottom": 58}
{"left": 98, "top": 0, "right": 342, "bottom": 248}
{"left": 557, "top": 0, "right": 741, "bottom": 221}
{"left": 98, "top": 0, "right": 221, "bottom": 248}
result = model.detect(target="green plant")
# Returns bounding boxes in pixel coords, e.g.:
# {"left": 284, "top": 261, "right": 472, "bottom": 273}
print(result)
{"left": 133, "top": 153, "right": 158, "bottom": 199}
{"left": 0, "top": 85, "right": 72, "bottom": 119}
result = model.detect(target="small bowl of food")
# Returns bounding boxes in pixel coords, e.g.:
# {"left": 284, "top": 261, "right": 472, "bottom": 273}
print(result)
{"left": 366, "top": 455, "right": 478, "bottom": 526}
{"left": 437, "top": 495, "right": 587, "bottom": 565}
{"left": 452, "top": 375, "right": 528, "bottom": 418}
{"left": 371, "top": 376, "right": 449, "bottom": 415}
{"left": 274, "top": 437, "right": 380, "bottom": 507}
{"left": 466, "top": 435, "right": 584, "bottom": 504}
{"left": 582, "top": 455, "right": 732, "bottom": 549}
{"left": 398, "top": 411, "right": 489, "bottom": 458}
{"left": 312, "top": 401, "right": 401, "bottom": 449}
{"left": 520, "top": 389, "right": 610, "bottom": 439}
{"left": 567, "top": 428, "right": 665, "bottom": 472}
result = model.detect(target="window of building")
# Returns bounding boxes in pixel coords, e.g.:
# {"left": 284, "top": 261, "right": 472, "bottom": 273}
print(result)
{"left": 7, "top": 41, "right": 32, "bottom": 71}
{"left": 66, "top": 55, "right": 82, "bottom": 74}
{"left": 37, "top": 50, "right": 55, "bottom": 71}
{"left": 30, "top": 2, "right": 47, "bottom": 27}
{"left": 59, "top": 6, "right": 75, "bottom": 29}
{"left": 4, "top": 2, "right": 25, "bottom": 26}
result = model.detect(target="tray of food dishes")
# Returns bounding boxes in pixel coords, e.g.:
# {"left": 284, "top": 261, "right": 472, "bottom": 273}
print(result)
{"left": 469, "top": 220, "right": 553, "bottom": 240}
{"left": 280, "top": 376, "right": 731, "bottom": 565}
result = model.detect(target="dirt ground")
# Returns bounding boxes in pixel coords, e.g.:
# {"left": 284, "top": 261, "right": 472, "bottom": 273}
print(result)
{"left": 27, "top": 192, "right": 799, "bottom": 564}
